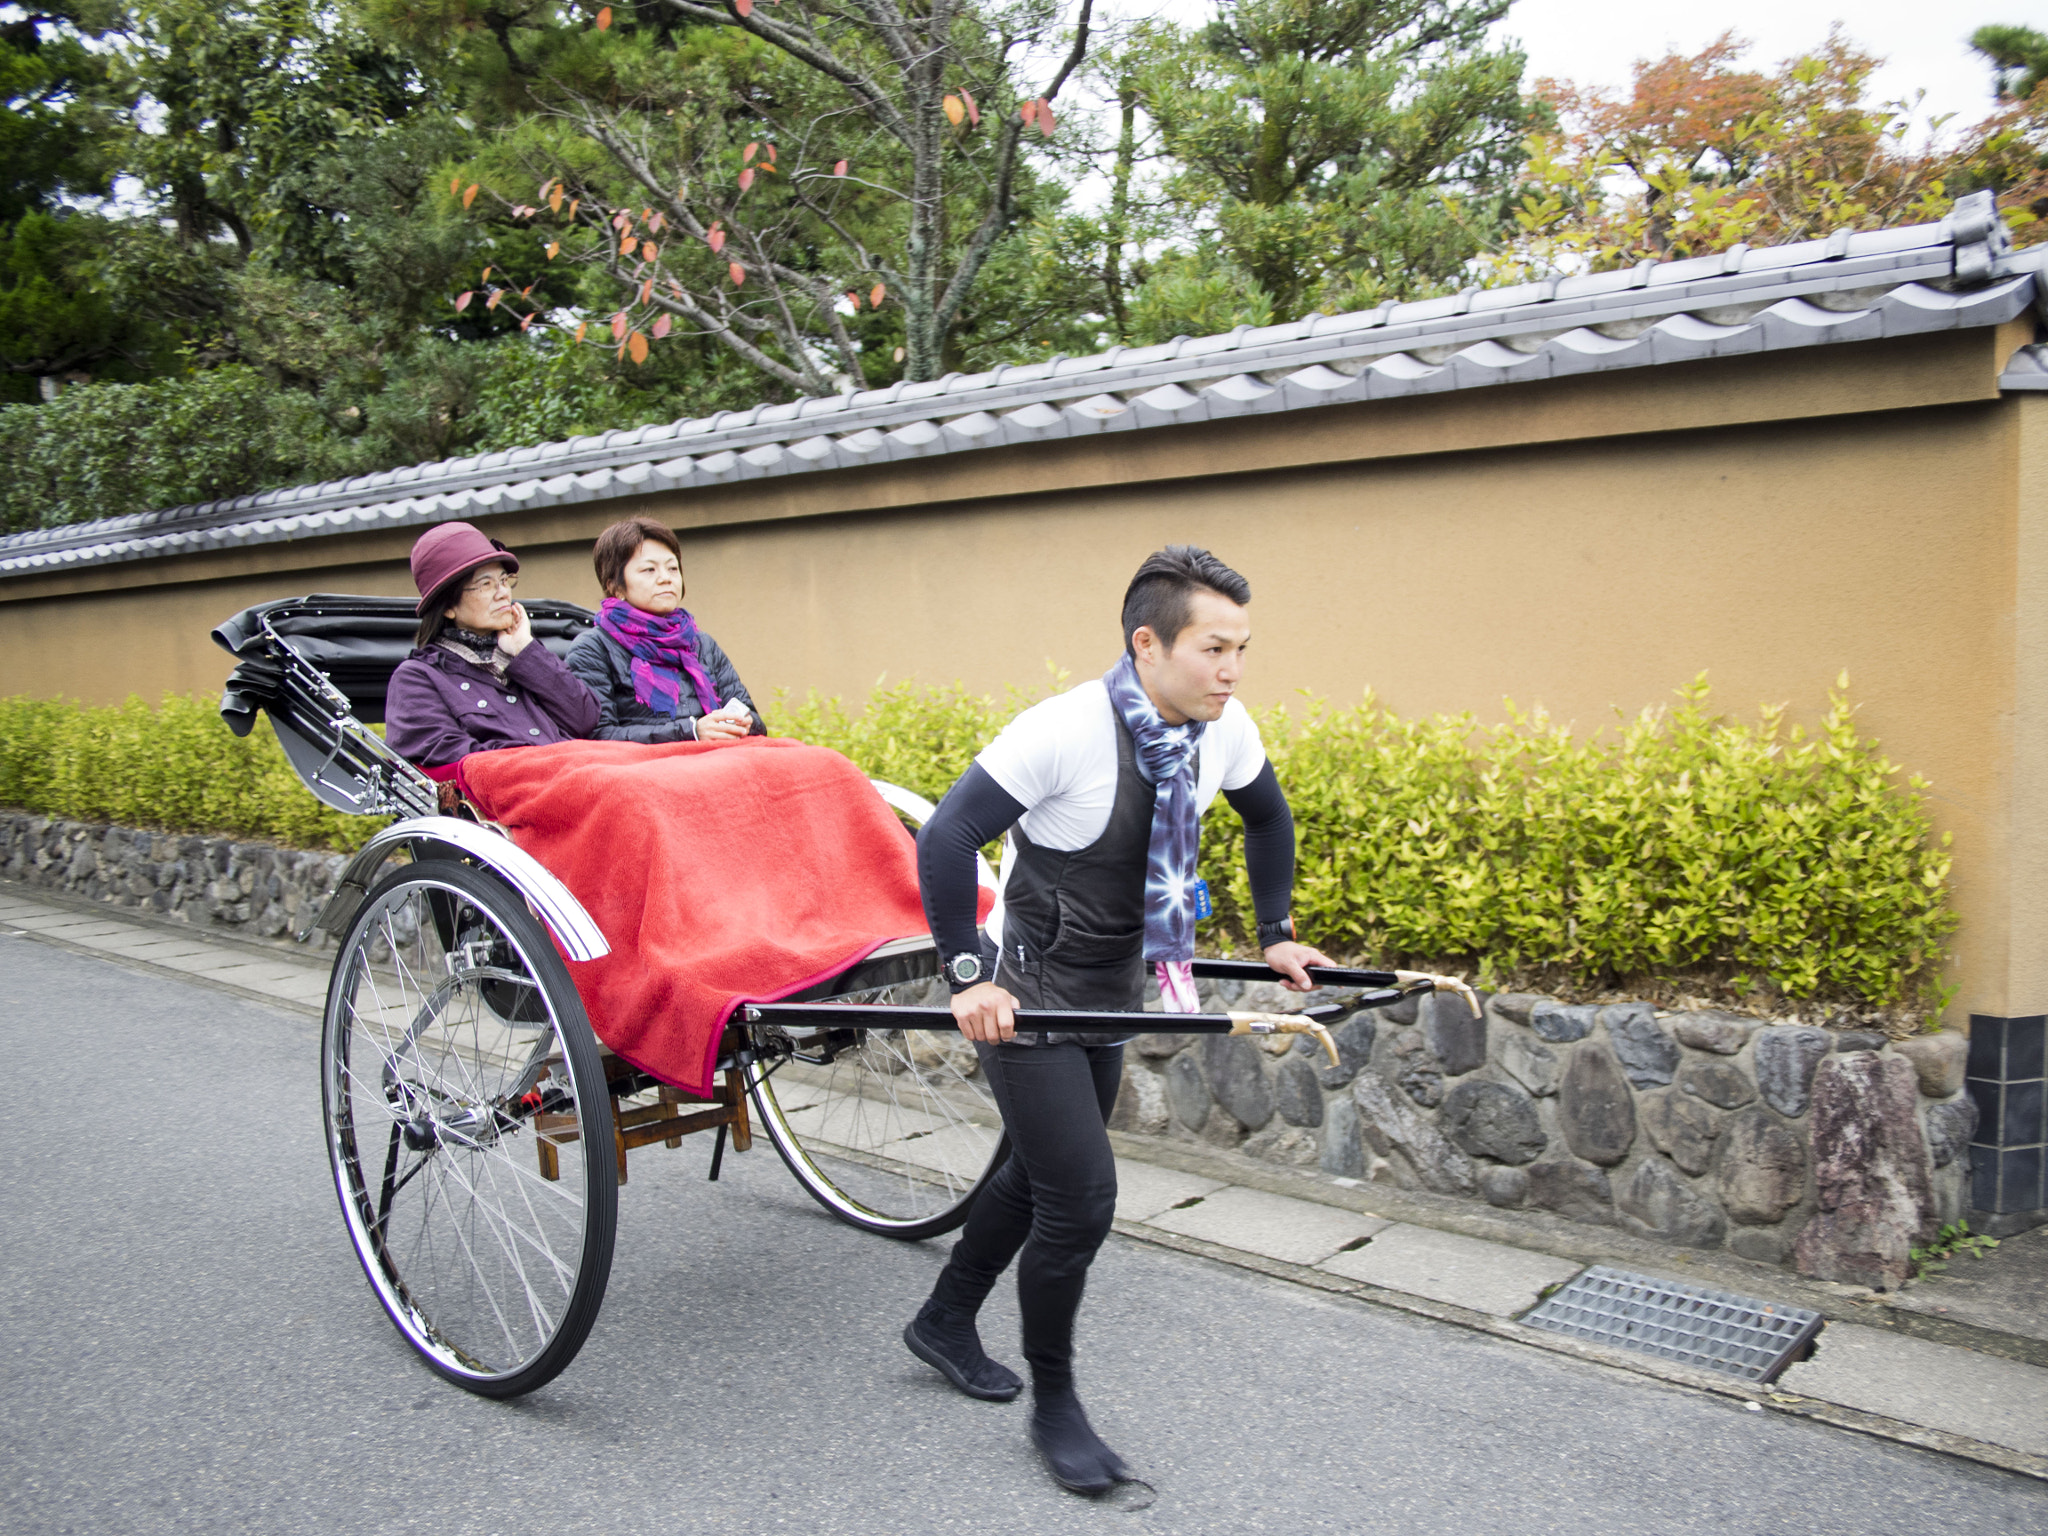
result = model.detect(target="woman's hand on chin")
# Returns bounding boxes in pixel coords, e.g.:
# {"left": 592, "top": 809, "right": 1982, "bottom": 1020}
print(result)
{"left": 496, "top": 602, "right": 535, "bottom": 658}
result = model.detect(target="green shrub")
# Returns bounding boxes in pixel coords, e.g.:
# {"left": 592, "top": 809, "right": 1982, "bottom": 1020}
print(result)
{"left": 775, "top": 670, "right": 1069, "bottom": 808}
{"left": 0, "top": 693, "right": 373, "bottom": 851}
{"left": 786, "top": 670, "right": 1953, "bottom": 1009}
{"left": 0, "top": 672, "right": 1957, "bottom": 1007}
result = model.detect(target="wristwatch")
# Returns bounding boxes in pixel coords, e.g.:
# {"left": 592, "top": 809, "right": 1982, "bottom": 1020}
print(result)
{"left": 1255, "top": 915, "right": 1296, "bottom": 949}
{"left": 943, "top": 951, "right": 985, "bottom": 989}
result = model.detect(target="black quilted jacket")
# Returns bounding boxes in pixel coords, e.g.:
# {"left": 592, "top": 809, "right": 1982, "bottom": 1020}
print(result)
{"left": 563, "top": 624, "right": 765, "bottom": 743}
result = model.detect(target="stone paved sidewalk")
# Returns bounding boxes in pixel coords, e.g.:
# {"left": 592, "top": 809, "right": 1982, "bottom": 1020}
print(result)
{"left": 5, "top": 879, "right": 2044, "bottom": 1482}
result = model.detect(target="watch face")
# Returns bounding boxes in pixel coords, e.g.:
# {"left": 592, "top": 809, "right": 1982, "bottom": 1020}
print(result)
{"left": 947, "top": 953, "right": 983, "bottom": 985}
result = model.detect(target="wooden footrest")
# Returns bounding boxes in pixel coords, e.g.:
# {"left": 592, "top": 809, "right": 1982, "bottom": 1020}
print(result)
{"left": 533, "top": 1062, "right": 752, "bottom": 1183}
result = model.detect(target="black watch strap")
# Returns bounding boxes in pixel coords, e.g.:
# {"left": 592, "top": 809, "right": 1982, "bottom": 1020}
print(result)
{"left": 1256, "top": 915, "right": 1296, "bottom": 948}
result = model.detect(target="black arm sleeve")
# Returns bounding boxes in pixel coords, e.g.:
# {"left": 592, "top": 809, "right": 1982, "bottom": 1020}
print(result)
{"left": 1222, "top": 761, "right": 1294, "bottom": 928}
{"left": 915, "top": 764, "right": 1026, "bottom": 977}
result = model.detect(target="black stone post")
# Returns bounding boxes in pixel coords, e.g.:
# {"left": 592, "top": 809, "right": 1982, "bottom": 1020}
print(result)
{"left": 1968, "top": 1015, "right": 2048, "bottom": 1236}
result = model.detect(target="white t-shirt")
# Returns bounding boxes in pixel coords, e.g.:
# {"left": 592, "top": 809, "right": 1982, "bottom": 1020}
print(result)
{"left": 975, "top": 678, "right": 1268, "bottom": 947}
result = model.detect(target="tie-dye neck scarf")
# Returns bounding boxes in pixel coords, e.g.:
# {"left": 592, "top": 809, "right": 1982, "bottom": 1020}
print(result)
{"left": 595, "top": 598, "right": 720, "bottom": 718}
{"left": 1101, "top": 652, "right": 1206, "bottom": 1013}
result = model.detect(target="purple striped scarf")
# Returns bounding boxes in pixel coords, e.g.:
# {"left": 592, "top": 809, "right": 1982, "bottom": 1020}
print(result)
{"left": 596, "top": 598, "right": 720, "bottom": 718}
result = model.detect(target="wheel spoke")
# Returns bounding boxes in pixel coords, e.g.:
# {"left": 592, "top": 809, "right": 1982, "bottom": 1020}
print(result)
{"left": 323, "top": 863, "right": 614, "bottom": 1395}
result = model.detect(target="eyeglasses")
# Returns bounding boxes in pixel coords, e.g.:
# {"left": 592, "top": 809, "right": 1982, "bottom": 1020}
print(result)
{"left": 462, "top": 572, "right": 518, "bottom": 596}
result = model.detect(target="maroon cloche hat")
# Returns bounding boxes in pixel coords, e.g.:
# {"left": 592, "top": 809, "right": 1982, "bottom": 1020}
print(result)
{"left": 409, "top": 521, "right": 521, "bottom": 614}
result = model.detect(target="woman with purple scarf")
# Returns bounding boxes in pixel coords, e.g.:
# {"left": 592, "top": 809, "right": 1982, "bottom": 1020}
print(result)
{"left": 565, "top": 517, "right": 765, "bottom": 744}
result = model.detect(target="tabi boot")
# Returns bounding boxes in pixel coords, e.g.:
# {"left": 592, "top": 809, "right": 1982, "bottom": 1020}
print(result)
{"left": 902, "top": 1298, "right": 1023, "bottom": 1402}
{"left": 1029, "top": 1384, "right": 1132, "bottom": 1495}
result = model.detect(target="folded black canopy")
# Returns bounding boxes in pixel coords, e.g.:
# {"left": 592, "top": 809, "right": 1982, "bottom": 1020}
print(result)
{"left": 212, "top": 593, "right": 596, "bottom": 734}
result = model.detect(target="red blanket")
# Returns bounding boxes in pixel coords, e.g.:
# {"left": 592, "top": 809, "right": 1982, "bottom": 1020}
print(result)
{"left": 455, "top": 737, "right": 969, "bottom": 1098}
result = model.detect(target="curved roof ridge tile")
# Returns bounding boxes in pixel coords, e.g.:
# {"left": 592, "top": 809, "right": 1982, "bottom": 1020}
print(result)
{"left": 2, "top": 201, "right": 2030, "bottom": 572}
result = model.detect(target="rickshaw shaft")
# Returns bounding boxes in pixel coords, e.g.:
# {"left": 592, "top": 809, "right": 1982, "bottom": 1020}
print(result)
{"left": 740, "top": 986, "right": 1415, "bottom": 1035}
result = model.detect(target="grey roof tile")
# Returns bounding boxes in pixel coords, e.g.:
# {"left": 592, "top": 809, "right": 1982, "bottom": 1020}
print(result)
{"left": 2, "top": 194, "right": 2036, "bottom": 578}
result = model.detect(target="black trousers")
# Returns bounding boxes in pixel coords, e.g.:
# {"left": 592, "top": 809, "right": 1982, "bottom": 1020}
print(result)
{"left": 929, "top": 1038, "right": 1124, "bottom": 1393}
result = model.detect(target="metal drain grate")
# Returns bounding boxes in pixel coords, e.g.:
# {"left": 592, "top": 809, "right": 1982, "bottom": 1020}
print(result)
{"left": 1520, "top": 1266, "right": 1823, "bottom": 1383}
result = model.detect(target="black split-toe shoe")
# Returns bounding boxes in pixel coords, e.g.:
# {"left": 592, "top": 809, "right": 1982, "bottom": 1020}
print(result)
{"left": 1029, "top": 1387, "right": 1133, "bottom": 1496}
{"left": 902, "top": 1302, "right": 1023, "bottom": 1402}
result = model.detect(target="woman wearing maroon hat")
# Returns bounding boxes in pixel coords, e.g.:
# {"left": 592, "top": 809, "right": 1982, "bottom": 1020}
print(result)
{"left": 385, "top": 522, "right": 602, "bottom": 769}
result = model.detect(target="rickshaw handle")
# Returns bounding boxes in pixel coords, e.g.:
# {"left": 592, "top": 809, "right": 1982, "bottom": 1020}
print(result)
{"left": 740, "top": 981, "right": 1434, "bottom": 1070}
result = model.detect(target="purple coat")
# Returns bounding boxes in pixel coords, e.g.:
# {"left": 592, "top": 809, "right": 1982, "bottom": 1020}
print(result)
{"left": 385, "top": 642, "right": 602, "bottom": 769}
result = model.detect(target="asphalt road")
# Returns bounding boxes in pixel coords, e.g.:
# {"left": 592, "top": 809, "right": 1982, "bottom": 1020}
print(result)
{"left": 2, "top": 936, "right": 2040, "bottom": 1536}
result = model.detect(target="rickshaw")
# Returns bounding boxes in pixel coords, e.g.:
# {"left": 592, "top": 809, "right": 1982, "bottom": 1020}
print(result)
{"left": 213, "top": 594, "right": 1453, "bottom": 1399}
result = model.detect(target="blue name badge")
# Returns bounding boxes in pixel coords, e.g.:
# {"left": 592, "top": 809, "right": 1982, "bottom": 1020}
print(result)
{"left": 1193, "top": 878, "right": 1213, "bottom": 921}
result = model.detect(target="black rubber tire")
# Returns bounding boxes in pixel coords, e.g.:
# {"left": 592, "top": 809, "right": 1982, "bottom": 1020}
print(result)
{"left": 746, "top": 1031, "right": 1009, "bottom": 1241}
{"left": 322, "top": 859, "right": 617, "bottom": 1397}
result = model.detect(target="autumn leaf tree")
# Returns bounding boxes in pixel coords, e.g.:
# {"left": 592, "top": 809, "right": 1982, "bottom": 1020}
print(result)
{"left": 383, "top": 0, "right": 1096, "bottom": 393}
{"left": 1499, "top": 27, "right": 2043, "bottom": 281}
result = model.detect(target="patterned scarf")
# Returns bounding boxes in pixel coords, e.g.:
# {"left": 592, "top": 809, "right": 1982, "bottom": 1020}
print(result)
{"left": 436, "top": 625, "right": 512, "bottom": 681}
{"left": 1102, "top": 652, "right": 1206, "bottom": 1014}
{"left": 595, "top": 598, "right": 720, "bottom": 718}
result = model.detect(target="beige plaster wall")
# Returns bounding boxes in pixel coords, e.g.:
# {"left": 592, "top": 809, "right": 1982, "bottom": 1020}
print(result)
{"left": 0, "top": 331, "right": 2036, "bottom": 1017}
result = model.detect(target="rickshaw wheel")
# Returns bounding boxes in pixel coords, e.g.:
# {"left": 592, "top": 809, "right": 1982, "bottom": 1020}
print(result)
{"left": 745, "top": 1021, "right": 1010, "bottom": 1240}
{"left": 322, "top": 859, "right": 617, "bottom": 1397}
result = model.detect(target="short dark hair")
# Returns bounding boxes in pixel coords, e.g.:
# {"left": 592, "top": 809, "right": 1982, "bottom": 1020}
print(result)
{"left": 592, "top": 516, "right": 684, "bottom": 598}
{"left": 1121, "top": 545, "right": 1251, "bottom": 656}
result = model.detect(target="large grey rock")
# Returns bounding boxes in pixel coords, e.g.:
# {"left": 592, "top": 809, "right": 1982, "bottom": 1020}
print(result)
{"left": 1135, "top": 1032, "right": 1193, "bottom": 1059}
{"left": 1499, "top": 1031, "right": 1561, "bottom": 1097}
{"left": 1352, "top": 1072, "right": 1478, "bottom": 1195}
{"left": 1559, "top": 1043, "right": 1636, "bottom": 1166}
{"left": 1307, "top": 1016, "right": 1376, "bottom": 1089}
{"left": 1678, "top": 1060, "right": 1756, "bottom": 1110}
{"left": 1489, "top": 994, "right": 1544, "bottom": 1027}
{"left": 1441, "top": 1079, "right": 1547, "bottom": 1165}
{"left": 1729, "top": 1226, "right": 1796, "bottom": 1265}
{"left": 1241, "top": 1123, "right": 1320, "bottom": 1166}
{"left": 1616, "top": 1158, "right": 1727, "bottom": 1248}
{"left": 1892, "top": 1032, "right": 1967, "bottom": 1099}
{"left": 1480, "top": 1165, "right": 1528, "bottom": 1208}
{"left": 1320, "top": 1097, "right": 1366, "bottom": 1177}
{"left": 1669, "top": 1010, "right": 1760, "bottom": 1055}
{"left": 1390, "top": 1028, "right": 1444, "bottom": 1107}
{"left": 1755, "top": 1026, "right": 1831, "bottom": 1117}
{"left": 1924, "top": 1096, "right": 1978, "bottom": 1170}
{"left": 1794, "top": 1054, "right": 1938, "bottom": 1290}
{"left": 1399, "top": 1066, "right": 1445, "bottom": 1108}
{"left": 1640, "top": 1089, "right": 1722, "bottom": 1177}
{"left": 1165, "top": 1053, "right": 1211, "bottom": 1132}
{"left": 1107, "top": 1060, "right": 1169, "bottom": 1135}
{"left": 1531, "top": 1001, "right": 1596, "bottom": 1042}
{"left": 1273, "top": 1055, "right": 1326, "bottom": 1128}
{"left": 1201, "top": 1036, "right": 1276, "bottom": 1131}
{"left": 1379, "top": 991, "right": 1421, "bottom": 1026}
{"left": 1715, "top": 1109, "right": 1808, "bottom": 1225}
{"left": 1424, "top": 991, "right": 1489, "bottom": 1076}
{"left": 1602, "top": 1003, "right": 1679, "bottom": 1088}
{"left": 1525, "top": 1159, "right": 1614, "bottom": 1225}
{"left": 1833, "top": 1031, "right": 1887, "bottom": 1054}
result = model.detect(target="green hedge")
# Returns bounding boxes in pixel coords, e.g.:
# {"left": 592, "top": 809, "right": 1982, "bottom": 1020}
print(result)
{"left": 0, "top": 694, "right": 374, "bottom": 852}
{"left": 786, "top": 672, "right": 1954, "bottom": 1009}
{"left": 1, "top": 674, "right": 1956, "bottom": 1006}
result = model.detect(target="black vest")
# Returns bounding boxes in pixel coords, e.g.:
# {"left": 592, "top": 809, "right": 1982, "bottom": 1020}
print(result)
{"left": 996, "top": 715, "right": 1188, "bottom": 1033}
